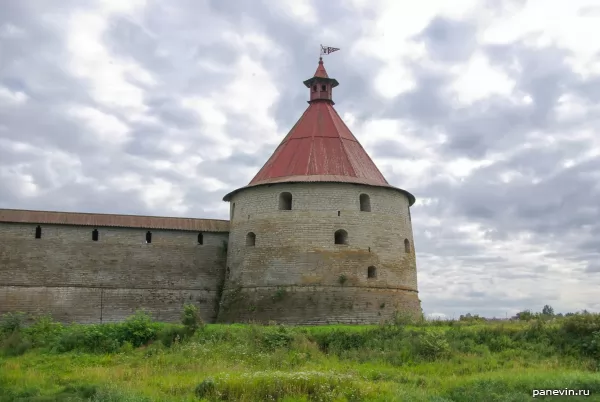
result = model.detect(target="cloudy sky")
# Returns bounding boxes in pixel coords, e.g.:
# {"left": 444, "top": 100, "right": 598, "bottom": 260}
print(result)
{"left": 1, "top": 0, "right": 599, "bottom": 318}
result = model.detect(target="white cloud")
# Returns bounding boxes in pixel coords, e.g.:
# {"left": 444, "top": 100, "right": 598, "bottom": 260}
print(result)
{"left": 480, "top": 0, "right": 600, "bottom": 78}
{"left": 555, "top": 93, "right": 591, "bottom": 121}
{"left": 66, "top": 5, "right": 154, "bottom": 117}
{"left": 0, "top": 87, "right": 28, "bottom": 105}
{"left": 68, "top": 106, "right": 131, "bottom": 146}
{"left": 447, "top": 53, "right": 516, "bottom": 104}
{"left": 264, "top": 0, "right": 317, "bottom": 25}
{"left": 352, "top": 0, "right": 482, "bottom": 98}
{"left": 182, "top": 54, "right": 280, "bottom": 157}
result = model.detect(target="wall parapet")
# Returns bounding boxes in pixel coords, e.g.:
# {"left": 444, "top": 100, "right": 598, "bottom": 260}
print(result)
{"left": 0, "top": 208, "right": 230, "bottom": 232}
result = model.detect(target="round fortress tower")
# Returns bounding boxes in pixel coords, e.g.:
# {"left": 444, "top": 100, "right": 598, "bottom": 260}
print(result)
{"left": 218, "top": 57, "right": 422, "bottom": 324}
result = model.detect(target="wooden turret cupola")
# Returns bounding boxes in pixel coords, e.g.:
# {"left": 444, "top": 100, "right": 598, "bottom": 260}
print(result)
{"left": 303, "top": 57, "right": 339, "bottom": 105}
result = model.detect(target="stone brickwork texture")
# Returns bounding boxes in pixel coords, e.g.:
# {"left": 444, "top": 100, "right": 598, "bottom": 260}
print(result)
{"left": 218, "top": 182, "right": 422, "bottom": 324}
{"left": 0, "top": 183, "right": 421, "bottom": 325}
{"left": 0, "top": 223, "right": 228, "bottom": 323}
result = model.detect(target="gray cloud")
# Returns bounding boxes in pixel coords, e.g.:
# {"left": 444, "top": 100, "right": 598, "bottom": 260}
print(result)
{"left": 415, "top": 17, "right": 478, "bottom": 63}
{"left": 1, "top": 0, "right": 599, "bottom": 318}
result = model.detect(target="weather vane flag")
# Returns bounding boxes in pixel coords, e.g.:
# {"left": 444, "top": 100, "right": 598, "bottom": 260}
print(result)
{"left": 320, "top": 45, "right": 340, "bottom": 56}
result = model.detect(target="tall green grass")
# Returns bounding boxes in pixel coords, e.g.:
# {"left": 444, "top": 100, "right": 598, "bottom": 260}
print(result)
{"left": 1, "top": 309, "right": 599, "bottom": 401}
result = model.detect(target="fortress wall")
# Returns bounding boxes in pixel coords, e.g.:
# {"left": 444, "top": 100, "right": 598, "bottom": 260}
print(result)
{"left": 219, "top": 182, "right": 421, "bottom": 324}
{"left": 0, "top": 223, "right": 228, "bottom": 323}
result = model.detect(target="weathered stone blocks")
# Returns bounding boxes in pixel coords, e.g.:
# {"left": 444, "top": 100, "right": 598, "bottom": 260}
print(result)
{"left": 218, "top": 182, "right": 422, "bottom": 324}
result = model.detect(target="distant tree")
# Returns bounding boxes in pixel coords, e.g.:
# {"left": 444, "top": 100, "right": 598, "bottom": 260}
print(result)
{"left": 542, "top": 305, "right": 554, "bottom": 316}
{"left": 459, "top": 313, "right": 484, "bottom": 322}
{"left": 514, "top": 310, "right": 535, "bottom": 321}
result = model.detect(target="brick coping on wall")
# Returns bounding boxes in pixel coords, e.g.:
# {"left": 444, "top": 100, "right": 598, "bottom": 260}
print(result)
{"left": 0, "top": 208, "right": 230, "bottom": 232}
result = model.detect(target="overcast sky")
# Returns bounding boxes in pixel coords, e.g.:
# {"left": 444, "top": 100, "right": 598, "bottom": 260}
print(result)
{"left": 1, "top": 0, "right": 599, "bottom": 319}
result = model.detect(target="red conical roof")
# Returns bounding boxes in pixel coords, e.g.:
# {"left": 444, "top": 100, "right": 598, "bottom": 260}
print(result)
{"left": 248, "top": 101, "right": 390, "bottom": 186}
{"left": 313, "top": 57, "right": 329, "bottom": 78}
{"left": 223, "top": 58, "right": 415, "bottom": 205}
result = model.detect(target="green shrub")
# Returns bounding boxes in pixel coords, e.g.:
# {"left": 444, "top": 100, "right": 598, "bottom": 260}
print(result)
{"left": 561, "top": 312, "right": 600, "bottom": 337}
{"left": 414, "top": 330, "right": 450, "bottom": 360}
{"left": 143, "top": 341, "right": 165, "bottom": 358}
{"left": 312, "top": 330, "right": 368, "bottom": 353}
{"left": 119, "top": 341, "right": 134, "bottom": 353}
{"left": 581, "top": 331, "right": 600, "bottom": 358}
{"left": 157, "top": 326, "right": 188, "bottom": 347}
{"left": 0, "top": 331, "right": 31, "bottom": 356}
{"left": 25, "top": 315, "right": 64, "bottom": 348}
{"left": 181, "top": 303, "right": 203, "bottom": 335}
{"left": 118, "top": 310, "right": 158, "bottom": 347}
{"left": 391, "top": 311, "right": 422, "bottom": 326}
{"left": 261, "top": 326, "right": 294, "bottom": 350}
{"left": 195, "top": 378, "right": 217, "bottom": 398}
{"left": 487, "top": 334, "right": 514, "bottom": 352}
{"left": 0, "top": 311, "right": 28, "bottom": 335}
{"left": 56, "top": 326, "right": 120, "bottom": 353}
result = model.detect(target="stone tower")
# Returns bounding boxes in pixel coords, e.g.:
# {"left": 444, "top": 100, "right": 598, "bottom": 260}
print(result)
{"left": 218, "top": 57, "right": 422, "bottom": 324}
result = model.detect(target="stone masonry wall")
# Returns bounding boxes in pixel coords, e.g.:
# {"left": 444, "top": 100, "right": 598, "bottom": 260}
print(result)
{"left": 218, "top": 182, "right": 421, "bottom": 324}
{"left": 0, "top": 223, "right": 228, "bottom": 323}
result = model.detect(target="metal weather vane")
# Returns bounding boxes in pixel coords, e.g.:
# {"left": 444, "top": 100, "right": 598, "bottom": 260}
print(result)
{"left": 320, "top": 45, "right": 340, "bottom": 56}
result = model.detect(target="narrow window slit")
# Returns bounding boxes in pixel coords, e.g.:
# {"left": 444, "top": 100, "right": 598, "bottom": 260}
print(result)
{"left": 359, "top": 194, "right": 371, "bottom": 212}
{"left": 246, "top": 232, "right": 256, "bottom": 247}
{"left": 368, "top": 266, "right": 377, "bottom": 278}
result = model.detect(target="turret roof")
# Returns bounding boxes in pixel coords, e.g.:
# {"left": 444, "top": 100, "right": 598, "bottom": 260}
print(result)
{"left": 223, "top": 58, "right": 415, "bottom": 205}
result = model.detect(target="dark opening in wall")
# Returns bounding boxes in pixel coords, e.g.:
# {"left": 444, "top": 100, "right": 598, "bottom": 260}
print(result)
{"left": 337, "top": 211, "right": 340, "bottom": 216}
{"left": 246, "top": 232, "right": 256, "bottom": 246}
{"left": 334, "top": 229, "right": 348, "bottom": 245}
{"left": 321, "top": 84, "right": 326, "bottom": 91}
{"left": 279, "top": 192, "right": 292, "bottom": 210}
{"left": 312, "top": 85, "right": 317, "bottom": 92}
{"left": 35, "top": 225, "right": 41, "bottom": 239}
{"left": 368, "top": 266, "right": 377, "bottom": 278}
{"left": 404, "top": 238, "right": 410, "bottom": 253}
{"left": 359, "top": 193, "right": 371, "bottom": 212}
{"left": 198, "top": 233, "right": 203, "bottom": 245}
{"left": 146, "top": 231, "right": 152, "bottom": 244}
{"left": 226, "top": 266, "right": 230, "bottom": 279}
{"left": 232, "top": 203, "right": 235, "bottom": 219}
{"left": 92, "top": 229, "right": 99, "bottom": 241}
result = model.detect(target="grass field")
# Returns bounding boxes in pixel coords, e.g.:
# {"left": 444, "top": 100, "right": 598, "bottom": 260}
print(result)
{"left": 1, "top": 308, "right": 599, "bottom": 401}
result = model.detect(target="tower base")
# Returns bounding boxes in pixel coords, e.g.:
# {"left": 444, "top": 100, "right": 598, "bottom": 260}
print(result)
{"left": 217, "top": 285, "right": 422, "bottom": 325}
